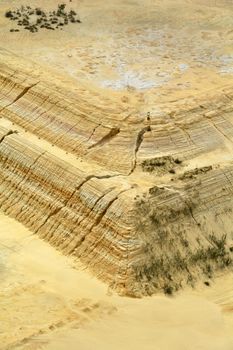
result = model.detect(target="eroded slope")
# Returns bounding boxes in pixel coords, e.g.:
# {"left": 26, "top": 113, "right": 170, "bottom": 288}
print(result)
{"left": 1, "top": 106, "right": 233, "bottom": 296}
{"left": 1, "top": 0, "right": 233, "bottom": 295}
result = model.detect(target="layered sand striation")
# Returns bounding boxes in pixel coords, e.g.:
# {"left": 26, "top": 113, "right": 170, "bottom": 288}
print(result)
{"left": 1, "top": 0, "right": 233, "bottom": 297}
{"left": 1, "top": 55, "right": 233, "bottom": 296}
{"left": 1, "top": 1, "right": 233, "bottom": 348}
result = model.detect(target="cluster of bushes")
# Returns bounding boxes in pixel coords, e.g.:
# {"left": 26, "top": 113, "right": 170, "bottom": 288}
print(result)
{"left": 5, "top": 4, "right": 81, "bottom": 33}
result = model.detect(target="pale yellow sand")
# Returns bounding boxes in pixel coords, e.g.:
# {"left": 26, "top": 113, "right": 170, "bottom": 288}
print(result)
{"left": 1, "top": 0, "right": 233, "bottom": 109}
{"left": 1, "top": 1, "right": 233, "bottom": 348}
{"left": 1, "top": 212, "right": 233, "bottom": 350}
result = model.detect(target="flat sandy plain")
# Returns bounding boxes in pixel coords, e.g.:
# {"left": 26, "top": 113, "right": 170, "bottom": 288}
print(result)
{"left": 1, "top": 0, "right": 233, "bottom": 349}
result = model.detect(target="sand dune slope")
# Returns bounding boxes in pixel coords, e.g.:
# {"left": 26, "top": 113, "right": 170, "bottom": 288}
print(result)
{"left": 1, "top": 212, "right": 233, "bottom": 350}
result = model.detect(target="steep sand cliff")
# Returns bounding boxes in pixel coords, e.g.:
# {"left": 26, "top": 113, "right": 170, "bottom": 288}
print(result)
{"left": 1, "top": 14, "right": 233, "bottom": 294}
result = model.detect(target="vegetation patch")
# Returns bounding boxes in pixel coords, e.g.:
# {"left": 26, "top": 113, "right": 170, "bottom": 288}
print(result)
{"left": 133, "top": 183, "right": 233, "bottom": 296}
{"left": 134, "top": 234, "right": 232, "bottom": 296}
{"left": 141, "top": 155, "right": 182, "bottom": 175}
{"left": 179, "top": 166, "right": 212, "bottom": 180}
{"left": 5, "top": 4, "right": 81, "bottom": 33}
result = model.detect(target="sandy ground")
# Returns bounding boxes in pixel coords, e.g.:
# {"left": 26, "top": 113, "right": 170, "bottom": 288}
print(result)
{"left": 1, "top": 0, "right": 233, "bottom": 111}
{"left": 1, "top": 1, "right": 233, "bottom": 348}
{"left": 1, "top": 211, "right": 233, "bottom": 350}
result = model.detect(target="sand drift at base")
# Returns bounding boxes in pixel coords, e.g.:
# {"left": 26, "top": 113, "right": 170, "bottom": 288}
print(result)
{"left": 0, "top": 212, "right": 233, "bottom": 350}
